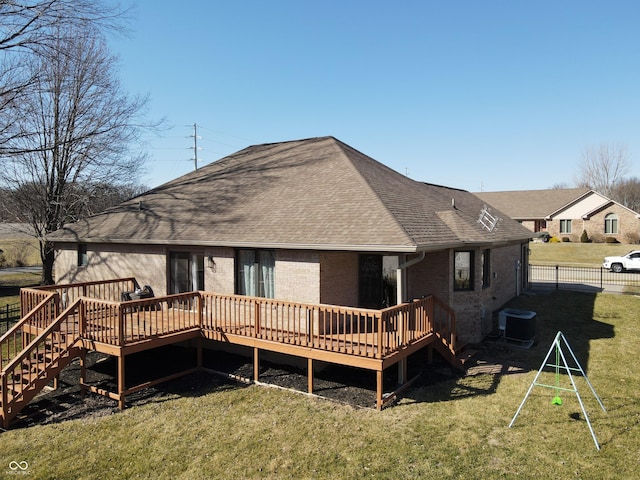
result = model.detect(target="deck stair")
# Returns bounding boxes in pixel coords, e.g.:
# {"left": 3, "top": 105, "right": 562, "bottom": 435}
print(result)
{"left": 1, "top": 298, "right": 82, "bottom": 429}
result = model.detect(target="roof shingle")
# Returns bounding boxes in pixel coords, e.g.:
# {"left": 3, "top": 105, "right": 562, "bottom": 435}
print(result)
{"left": 49, "top": 137, "right": 532, "bottom": 251}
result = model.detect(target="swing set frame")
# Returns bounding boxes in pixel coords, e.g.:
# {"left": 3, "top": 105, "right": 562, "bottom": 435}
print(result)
{"left": 508, "top": 331, "right": 607, "bottom": 450}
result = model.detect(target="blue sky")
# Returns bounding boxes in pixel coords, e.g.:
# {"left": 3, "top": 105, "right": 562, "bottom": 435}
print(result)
{"left": 111, "top": 0, "right": 640, "bottom": 192}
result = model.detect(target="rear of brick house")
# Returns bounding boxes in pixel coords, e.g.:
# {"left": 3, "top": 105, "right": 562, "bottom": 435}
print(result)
{"left": 50, "top": 136, "right": 534, "bottom": 345}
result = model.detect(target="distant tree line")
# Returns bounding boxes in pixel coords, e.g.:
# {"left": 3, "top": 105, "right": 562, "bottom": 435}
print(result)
{"left": 0, "top": 182, "right": 148, "bottom": 222}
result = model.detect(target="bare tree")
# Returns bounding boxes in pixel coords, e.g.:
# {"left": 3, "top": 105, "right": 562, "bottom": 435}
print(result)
{"left": 2, "top": 24, "right": 150, "bottom": 284}
{"left": 575, "top": 143, "right": 630, "bottom": 197}
{"left": 610, "top": 177, "right": 640, "bottom": 213}
{"left": 0, "top": 1, "right": 130, "bottom": 152}
{"left": 0, "top": 1, "right": 128, "bottom": 52}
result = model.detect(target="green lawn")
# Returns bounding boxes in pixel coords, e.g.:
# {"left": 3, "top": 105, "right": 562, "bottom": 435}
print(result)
{"left": 1, "top": 291, "right": 638, "bottom": 479}
{"left": 529, "top": 241, "right": 635, "bottom": 266}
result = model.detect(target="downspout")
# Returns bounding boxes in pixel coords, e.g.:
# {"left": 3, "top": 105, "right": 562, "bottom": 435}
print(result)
{"left": 395, "top": 251, "right": 426, "bottom": 386}
{"left": 396, "top": 251, "right": 426, "bottom": 304}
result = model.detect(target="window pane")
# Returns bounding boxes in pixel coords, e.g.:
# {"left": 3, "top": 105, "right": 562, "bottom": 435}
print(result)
{"left": 237, "top": 250, "right": 275, "bottom": 298}
{"left": 258, "top": 250, "right": 275, "bottom": 298}
{"left": 193, "top": 254, "right": 204, "bottom": 291}
{"left": 454, "top": 251, "right": 473, "bottom": 291}
{"left": 170, "top": 252, "right": 191, "bottom": 294}
{"left": 169, "top": 252, "right": 204, "bottom": 294}
{"left": 482, "top": 249, "right": 490, "bottom": 288}
{"left": 605, "top": 214, "right": 618, "bottom": 234}
{"left": 237, "top": 250, "right": 256, "bottom": 296}
{"left": 77, "top": 244, "right": 88, "bottom": 266}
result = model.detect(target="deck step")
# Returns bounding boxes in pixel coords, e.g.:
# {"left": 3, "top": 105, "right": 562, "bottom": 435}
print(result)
{"left": 456, "top": 348, "right": 477, "bottom": 365}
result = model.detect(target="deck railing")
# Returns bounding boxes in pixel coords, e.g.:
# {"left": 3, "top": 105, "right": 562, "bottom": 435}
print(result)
{"left": 34, "top": 278, "right": 138, "bottom": 308}
{"left": 20, "top": 288, "right": 59, "bottom": 329}
{"left": 80, "top": 293, "right": 201, "bottom": 345}
{"left": 1, "top": 299, "right": 82, "bottom": 427}
{"left": 120, "top": 293, "right": 201, "bottom": 343}
{"left": 200, "top": 293, "right": 452, "bottom": 359}
{"left": 1, "top": 292, "right": 58, "bottom": 371}
{"left": 15, "top": 280, "right": 457, "bottom": 360}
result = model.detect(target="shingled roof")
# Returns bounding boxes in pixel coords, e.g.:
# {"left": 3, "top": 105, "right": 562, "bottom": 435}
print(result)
{"left": 49, "top": 137, "right": 532, "bottom": 252}
{"left": 474, "top": 188, "right": 592, "bottom": 221}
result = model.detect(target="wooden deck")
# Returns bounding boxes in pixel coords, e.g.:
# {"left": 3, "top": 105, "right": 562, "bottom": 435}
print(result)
{"left": 1, "top": 278, "right": 460, "bottom": 428}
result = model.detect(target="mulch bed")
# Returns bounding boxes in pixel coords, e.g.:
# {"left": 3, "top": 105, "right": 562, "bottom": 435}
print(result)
{"left": 9, "top": 340, "right": 529, "bottom": 430}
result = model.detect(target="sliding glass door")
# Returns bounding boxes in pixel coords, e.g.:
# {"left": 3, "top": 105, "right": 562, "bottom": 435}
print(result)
{"left": 236, "top": 250, "right": 275, "bottom": 298}
{"left": 169, "top": 252, "right": 204, "bottom": 294}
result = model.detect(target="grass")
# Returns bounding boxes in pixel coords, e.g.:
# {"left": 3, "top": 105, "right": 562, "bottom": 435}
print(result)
{"left": 530, "top": 241, "right": 635, "bottom": 266}
{"left": 1, "top": 290, "right": 638, "bottom": 479}
{"left": 0, "top": 270, "right": 41, "bottom": 307}
{"left": 0, "top": 237, "right": 41, "bottom": 268}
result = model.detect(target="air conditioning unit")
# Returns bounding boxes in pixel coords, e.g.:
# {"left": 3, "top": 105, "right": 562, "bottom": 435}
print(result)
{"left": 498, "top": 308, "right": 536, "bottom": 347}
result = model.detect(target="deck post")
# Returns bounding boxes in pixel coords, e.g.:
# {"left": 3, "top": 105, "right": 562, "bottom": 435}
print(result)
{"left": 79, "top": 349, "right": 87, "bottom": 397}
{"left": 117, "top": 355, "right": 126, "bottom": 410}
{"left": 253, "top": 347, "right": 260, "bottom": 382}
{"left": 307, "top": 358, "right": 314, "bottom": 394}
{"left": 196, "top": 337, "right": 203, "bottom": 369}
{"left": 398, "top": 359, "right": 407, "bottom": 386}
{"left": 376, "top": 370, "right": 383, "bottom": 411}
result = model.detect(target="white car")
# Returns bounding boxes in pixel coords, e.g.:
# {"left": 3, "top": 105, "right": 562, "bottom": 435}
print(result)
{"left": 603, "top": 250, "right": 640, "bottom": 273}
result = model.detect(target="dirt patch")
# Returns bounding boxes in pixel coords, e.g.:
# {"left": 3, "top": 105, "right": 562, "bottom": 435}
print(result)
{"left": 9, "top": 340, "right": 529, "bottom": 430}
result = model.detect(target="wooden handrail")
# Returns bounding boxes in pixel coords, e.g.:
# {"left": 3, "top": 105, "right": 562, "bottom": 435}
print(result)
{"left": 1, "top": 299, "right": 82, "bottom": 428}
{"left": 2, "top": 298, "right": 82, "bottom": 374}
{"left": 1, "top": 292, "right": 57, "bottom": 371}
{"left": 11, "top": 280, "right": 458, "bottom": 361}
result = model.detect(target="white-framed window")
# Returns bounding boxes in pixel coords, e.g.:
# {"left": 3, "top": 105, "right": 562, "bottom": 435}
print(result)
{"left": 236, "top": 249, "right": 275, "bottom": 298}
{"left": 560, "top": 219, "right": 572, "bottom": 234}
{"left": 604, "top": 213, "right": 619, "bottom": 234}
{"left": 454, "top": 251, "right": 474, "bottom": 291}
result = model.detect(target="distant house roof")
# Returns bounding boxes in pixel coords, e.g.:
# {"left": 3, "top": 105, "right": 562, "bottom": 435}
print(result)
{"left": 49, "top": 137, "right": 532, "bottom": 252}
{"left": 474, "top": 188, "right": 592, "bottom": 221}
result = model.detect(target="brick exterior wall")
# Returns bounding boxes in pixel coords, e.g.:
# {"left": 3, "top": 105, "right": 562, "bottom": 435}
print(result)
{"left": 203, "top": 247, "right": 235, "bottom": 295}
{"left": 319, "top": 251, "right": 359, "bottom": 306}
{"left": 275, "top": 250, "right": 320, "bottom": 304}
{"left": 547, "top": 204, "right": 640, "bottom": 243}
{"left": 406, "top": 251, "right": 450, "bottom": 303}
{"left": 407, "top": 243, "right": 527, "bottom": 344}
{"left": 55, "top": 243, "right": 167, "bottom": 294}
{"left": 54, "top": 242, "right": 528, "bottom": 345}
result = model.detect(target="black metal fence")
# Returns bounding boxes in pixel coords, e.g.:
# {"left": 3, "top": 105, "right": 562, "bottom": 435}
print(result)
{"left": 0, "top": 302, "right": 20, "bottom": 334}
{"left": 529, "top": 264, "right": 640, "bottom": 291}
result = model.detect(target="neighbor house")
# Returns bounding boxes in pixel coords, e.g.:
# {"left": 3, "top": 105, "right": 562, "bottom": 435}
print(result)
{"left": 50, "top": 137, "right": 533, "bottom": 343}
{"left": 475, "top": 188, "right": 640, "bottom": 243}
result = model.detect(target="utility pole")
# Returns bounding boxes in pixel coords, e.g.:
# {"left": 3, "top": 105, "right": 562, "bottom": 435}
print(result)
{"left": 189, "top": 123, "right": 201, "bottom": 170}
